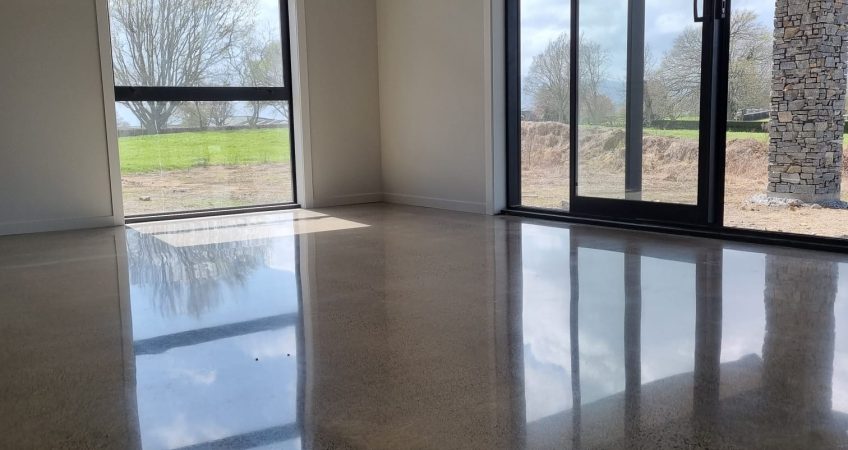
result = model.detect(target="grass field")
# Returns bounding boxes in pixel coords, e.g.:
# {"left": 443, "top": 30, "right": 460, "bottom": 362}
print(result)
{"left": 644, "top": 127, "right": 848, "bottom": 146}
{"left": 643, "top": 128, "right": 770, "bottom": 143}
{"left": 118, "top": 128, "right": 291, "bottom": 174}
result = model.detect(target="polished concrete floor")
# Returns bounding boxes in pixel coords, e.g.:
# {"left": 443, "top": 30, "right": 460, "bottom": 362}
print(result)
{"left": 1, "top": 204, "right": 848, "bottom": 449}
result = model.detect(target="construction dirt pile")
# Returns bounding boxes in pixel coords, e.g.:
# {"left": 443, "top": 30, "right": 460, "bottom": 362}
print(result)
{"left": 520, "top": 121, "right": 848, "bottom": 237}
{"left": 520, "top": 121, "right": 778, "bottom": 182}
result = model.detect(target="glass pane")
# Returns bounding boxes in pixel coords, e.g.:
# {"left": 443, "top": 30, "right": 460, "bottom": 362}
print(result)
{"left": 577, "top": 0, "right": 701, "bottom": 204}
{"left": 108, "top": 0, "right": 284, "bottom": 87}
{"left": 723, "top": 1, "right": 848, "bottom": 239}
{"left": 116, "top": 100, "right": 293, "bottom": 215}
{"left": 520, "top": 1, "right": 571, "bottom": 210}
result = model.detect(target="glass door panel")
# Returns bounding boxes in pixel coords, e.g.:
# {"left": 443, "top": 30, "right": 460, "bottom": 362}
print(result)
{"left": 519, "top": 0, "right": 572, "bottom": 211}
{"left": 575, "top": 0, "right": 631, "bottom": 200}
{"left": 577, "top": 0, "right": 703, "bottom": 205}
{"left": 568, "top": 0, "right": 720, "bottom": 224}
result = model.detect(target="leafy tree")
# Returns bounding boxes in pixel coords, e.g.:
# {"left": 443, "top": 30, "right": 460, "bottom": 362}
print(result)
{"left": 109, "top": 0, "right": 257, "bottom": 133}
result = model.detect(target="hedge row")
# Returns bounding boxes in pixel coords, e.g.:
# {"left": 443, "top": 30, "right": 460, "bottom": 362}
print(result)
{"left": 650, "top": 119, "right": 848, "bottom": 133}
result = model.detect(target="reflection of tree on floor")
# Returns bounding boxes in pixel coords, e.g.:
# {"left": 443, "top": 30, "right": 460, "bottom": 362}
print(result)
{"left": 127, "top": 228, "right": 272, "bottom": 318}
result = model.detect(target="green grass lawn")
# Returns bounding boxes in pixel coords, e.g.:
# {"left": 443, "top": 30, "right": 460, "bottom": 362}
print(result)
{"left": 643, "top": 128, "right": 771, "bottom": 143}
{"left": 118, "top": 128, "right": 291, "bottom": 174}
{"left": 644, "top": 127, "right": 848, "bottom": 146}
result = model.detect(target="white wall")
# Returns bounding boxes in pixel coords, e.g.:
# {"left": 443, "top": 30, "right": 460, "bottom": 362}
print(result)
{"left": 297, "top": 0, "right": 384, "bottom": 208}
{"left": 0, "top": 0, "right": 119, "bottom": 235}
{"left": 377, "top": 0, "right": 503, "bottom": 214}
{"left": 0, "top": 0, "right": 501, "bottom": 235}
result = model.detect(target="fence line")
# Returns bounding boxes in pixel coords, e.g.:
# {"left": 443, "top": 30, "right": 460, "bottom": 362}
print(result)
{"left": 118, "top": 123, "right": 288, "bottom": 138}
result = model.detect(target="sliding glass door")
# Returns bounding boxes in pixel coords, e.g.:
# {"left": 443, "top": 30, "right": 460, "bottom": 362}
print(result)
{"left": 509, "top": 0, "right": 728, "bottom": 225}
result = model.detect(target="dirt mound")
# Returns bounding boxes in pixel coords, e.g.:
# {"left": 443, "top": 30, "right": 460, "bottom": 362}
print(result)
{"left": 521, "top": 122, "right": 848, "bottom": 186}
{"left": 726, "top": 139, "right": 768, "bottom": 179}
{"left": 521, "top": 121, "right": 570, "bottom": 171}
{"left": 522, "top": 122, "right": 702, "bottom": 180}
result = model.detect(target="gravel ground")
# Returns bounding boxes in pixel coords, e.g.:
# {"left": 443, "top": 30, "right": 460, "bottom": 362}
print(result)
{"left": 121, "top": 162, "right": 293, "bottom": 216}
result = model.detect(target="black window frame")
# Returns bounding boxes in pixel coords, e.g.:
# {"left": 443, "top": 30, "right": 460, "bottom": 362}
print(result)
{"left": 504, "top": 0, "right": 848, "bottom": 254}
{"left": 112, "top": 0, "right": 298, "bottom": 222}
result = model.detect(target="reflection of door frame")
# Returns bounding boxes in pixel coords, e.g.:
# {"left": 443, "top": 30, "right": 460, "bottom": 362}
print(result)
{"left": 568, "top": 227, "right": 725, "bottom": 445}
{"left": 503, "top": 223, "right": 730, "bottom": 446}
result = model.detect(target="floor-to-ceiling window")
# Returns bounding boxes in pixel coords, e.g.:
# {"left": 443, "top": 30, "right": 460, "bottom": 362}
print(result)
{"left": 108, "top": 0, "right": 295, "bottom": 217}
{"left": 508, "top": 0, "right": 848, "bottom": 246}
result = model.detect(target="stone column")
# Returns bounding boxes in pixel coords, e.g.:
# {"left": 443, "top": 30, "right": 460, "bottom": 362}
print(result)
{"left": 768, "top": 0, "right": 848, "bottom": 202}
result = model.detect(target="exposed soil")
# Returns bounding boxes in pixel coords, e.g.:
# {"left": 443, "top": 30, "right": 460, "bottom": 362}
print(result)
{"left": 122, "top": 162, "right": 293, "bottom": 215}
{"left": 521, "top": 121, "right": 848, "bottom": 238}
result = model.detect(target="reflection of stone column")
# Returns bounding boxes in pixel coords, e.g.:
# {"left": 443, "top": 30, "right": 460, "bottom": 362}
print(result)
{"left": 768, "top": 0, "right": 848, "bottom": 202}
{"left": 762, "top": 255, "right": 837, "bottom": 432}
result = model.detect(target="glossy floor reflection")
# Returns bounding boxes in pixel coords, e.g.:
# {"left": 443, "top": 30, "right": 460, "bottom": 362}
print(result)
{"left": 2, "top": 204, "right": 848, "bottom": 449}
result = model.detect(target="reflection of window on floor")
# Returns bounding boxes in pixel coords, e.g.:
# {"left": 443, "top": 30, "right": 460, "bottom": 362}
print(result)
{"left": 126, "top": 219, "right": 303, "bottom": 450}
{"left": 108, "top": 0, "right": 295, "bottom": 216}
{"left": 520, "top": 231, "right": 848, "bottom": 446}
{"left": 517, "top": 0, "right": 848, "bottom": 239}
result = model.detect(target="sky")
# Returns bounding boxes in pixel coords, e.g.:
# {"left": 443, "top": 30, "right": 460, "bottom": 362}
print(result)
{"left": 257, "top": 0, "right": 283, "bottom": 35}
{"left": 520, "top": 0, "right": 775, "bottom": 82}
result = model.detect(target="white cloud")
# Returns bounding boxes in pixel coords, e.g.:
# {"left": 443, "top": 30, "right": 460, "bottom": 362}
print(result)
{"left": 654, "top": 12, "right": 690, "bottom": 35}
{"left": 171, "top": 368, "right": 218, "bottom": 386}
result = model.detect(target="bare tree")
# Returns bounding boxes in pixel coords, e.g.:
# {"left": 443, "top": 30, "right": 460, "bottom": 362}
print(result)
{"left": 110, "top": 0, "right": 257, "bottom": 133}
{"left": 525, "top": 33, "right": 571, "bottom": 122}
{"left": 644, "top": 45, "right": 688, "bottom": 122}
{"left": 655, "top": 9, "right": 771, "bottom": 120}
{"left": 579, "top": 40, "right": 612, "bottom": 124}
{"left": 726, "top": 10, "right": 772, "bottom": 116}
{"left": 231, "top": 36, "right": 287, "bottom": 128}
{"left": 524, "top": 32, "right": 613, "bottom": 124}
{"left": 655, "top": 27, "right": 703, "bottom": 119}
{"left": 177, "top": 101, "right": 235, "bottom": 129}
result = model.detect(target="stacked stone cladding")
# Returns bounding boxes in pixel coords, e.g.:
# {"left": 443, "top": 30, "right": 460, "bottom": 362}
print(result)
{"left": 768, "top": 0, "right": 848, "bottom": 201}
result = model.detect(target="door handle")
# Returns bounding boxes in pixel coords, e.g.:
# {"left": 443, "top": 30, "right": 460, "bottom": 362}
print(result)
{"left": 694, "top": 0, "right": 704, "bottom": 22}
